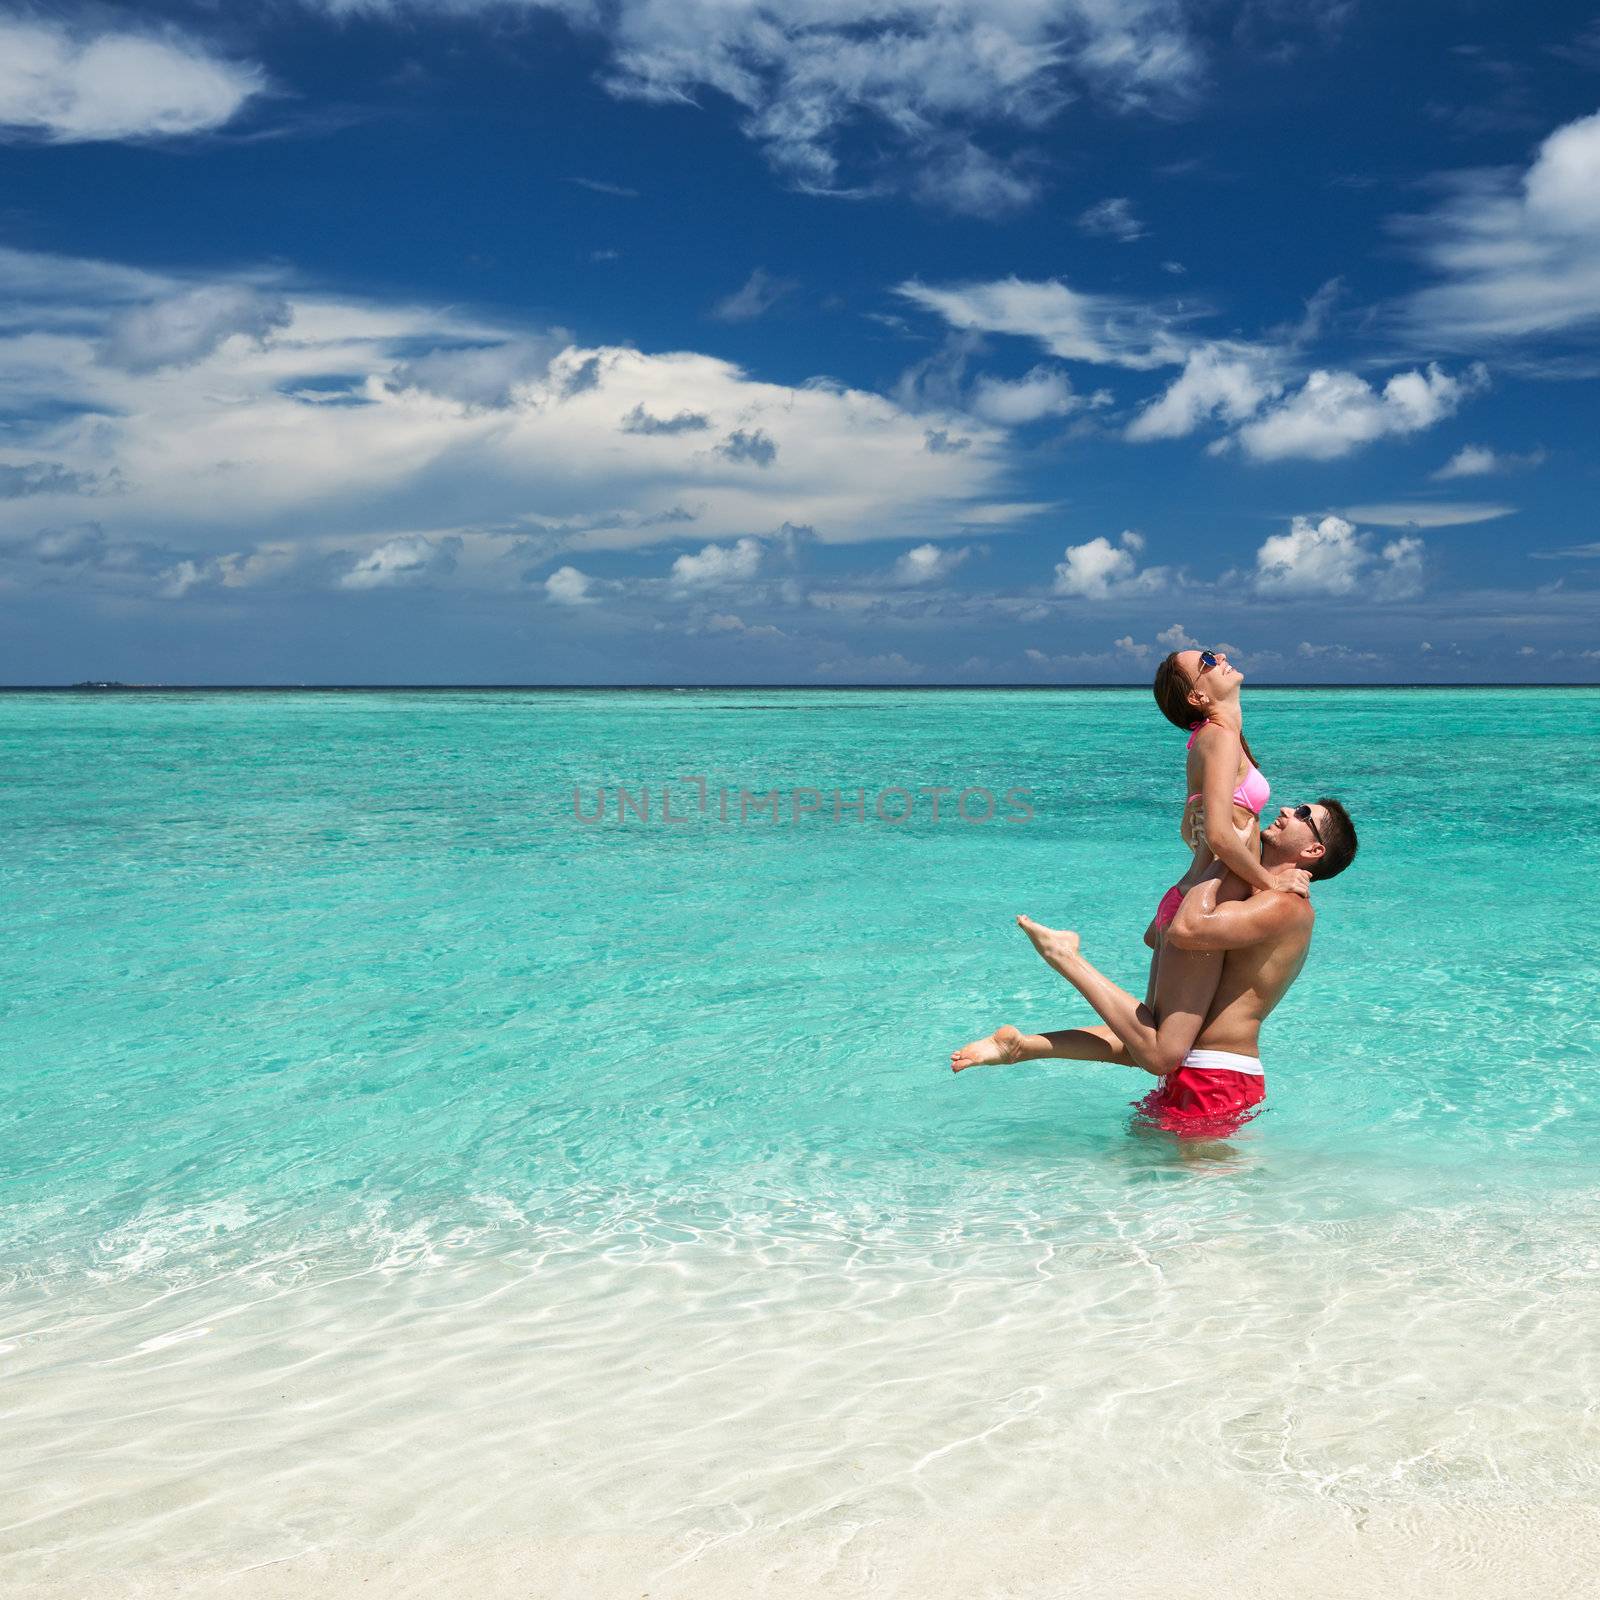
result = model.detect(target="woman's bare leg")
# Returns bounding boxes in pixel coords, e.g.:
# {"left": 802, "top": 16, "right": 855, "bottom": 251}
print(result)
{"left": 1016, "top": 915, "right": 1222, "bottom": 1076}
{"left": 951, "top": 1022, "right": 1133, "bottom": 1072}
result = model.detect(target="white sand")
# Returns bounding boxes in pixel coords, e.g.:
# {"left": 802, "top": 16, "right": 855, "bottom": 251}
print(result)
{"left": 41, "top": 1495, "right": 1600, "bottom": 1600}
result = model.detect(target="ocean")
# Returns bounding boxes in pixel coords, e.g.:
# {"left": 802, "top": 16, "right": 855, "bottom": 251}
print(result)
{"left": 4, "top": 688, "right": 1598, "bottom": 1593}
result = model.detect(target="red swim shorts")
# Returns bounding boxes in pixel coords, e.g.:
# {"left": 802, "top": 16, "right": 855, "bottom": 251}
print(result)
{"left": 1133, "top": 1050, "right": 1267, "bottom": 1139}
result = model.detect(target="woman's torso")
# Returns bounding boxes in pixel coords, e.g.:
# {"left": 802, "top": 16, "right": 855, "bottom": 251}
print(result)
{"left": 1179, "top": 720, "right": 1267, "bottom": 885}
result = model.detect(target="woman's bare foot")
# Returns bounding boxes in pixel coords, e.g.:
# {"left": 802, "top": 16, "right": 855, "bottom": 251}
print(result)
{"left": 951, "top": 1024, "right": 1026, "bottom": 1073}
{"left": 1016, "top": 914, "right": 1082, "bottom": 976}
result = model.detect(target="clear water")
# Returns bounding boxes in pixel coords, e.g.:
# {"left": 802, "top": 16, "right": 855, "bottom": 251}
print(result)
{"left": 4, "top": 689, "right": 1598, "bottom": 1583}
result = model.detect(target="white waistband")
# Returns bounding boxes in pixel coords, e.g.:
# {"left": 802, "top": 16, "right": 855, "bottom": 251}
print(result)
{"left": 1180, "top": 1048, "right": 1263, "bottom": 1076}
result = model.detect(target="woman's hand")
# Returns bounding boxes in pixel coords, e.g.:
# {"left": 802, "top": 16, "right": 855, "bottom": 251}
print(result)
{"left": 1266, "top": 864, "right": 1311, "bottom": 898}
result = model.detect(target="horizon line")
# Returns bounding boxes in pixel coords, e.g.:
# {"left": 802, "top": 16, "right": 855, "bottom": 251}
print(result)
{"left": 5, "top": 681, "right": 1599, "bottom": 693}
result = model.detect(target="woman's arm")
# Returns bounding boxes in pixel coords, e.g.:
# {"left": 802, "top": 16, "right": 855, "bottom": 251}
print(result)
{"left": 1192, "top": 725, "right": 1280, "bottom": 893}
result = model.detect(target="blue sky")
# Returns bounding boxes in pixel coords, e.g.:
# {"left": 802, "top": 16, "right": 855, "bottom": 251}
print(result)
{"left": 2, "top": 1, "right": 1598, "bottom": 683}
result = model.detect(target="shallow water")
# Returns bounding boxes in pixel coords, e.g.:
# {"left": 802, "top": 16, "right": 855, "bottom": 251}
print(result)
{"left": 3, "top": 688, "right": 1597, "bottom": 1584}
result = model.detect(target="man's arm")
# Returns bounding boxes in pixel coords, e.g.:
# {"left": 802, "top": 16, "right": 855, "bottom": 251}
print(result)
{"left": 1166, "top": 876, "right": 1311, "bottom": 953}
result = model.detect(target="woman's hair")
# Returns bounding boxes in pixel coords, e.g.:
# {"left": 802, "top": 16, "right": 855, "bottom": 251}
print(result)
{"left": 1153, "top": 650, "right": 1258, "bottom": 769}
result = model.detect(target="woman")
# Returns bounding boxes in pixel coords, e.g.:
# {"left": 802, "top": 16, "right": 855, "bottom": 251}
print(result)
{"left": 1146, "top": 648, "right": 1307, "bottom": 961}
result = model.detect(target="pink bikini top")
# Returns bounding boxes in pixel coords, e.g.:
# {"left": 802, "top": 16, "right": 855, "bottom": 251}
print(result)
{"left": 1186, "top": 720, "right": 1271, "bottom": 816}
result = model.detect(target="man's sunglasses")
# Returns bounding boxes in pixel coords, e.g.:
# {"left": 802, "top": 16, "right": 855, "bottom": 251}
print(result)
{"left": 1293, "top": 803, "right": 1324, "bottom": 846}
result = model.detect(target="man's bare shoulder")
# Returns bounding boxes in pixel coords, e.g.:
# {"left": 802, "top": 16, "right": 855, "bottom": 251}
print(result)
{"left": 1279, "top": 892, "right": 1316, "bottom": 935}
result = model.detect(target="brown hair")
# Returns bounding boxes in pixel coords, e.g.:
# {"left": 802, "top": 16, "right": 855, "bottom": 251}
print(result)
{"left": 1306, "top": 796, "right": 1357, "bottom": 881}
{"left": 1152, "top": 650, "right": 1258, "bottom": 769}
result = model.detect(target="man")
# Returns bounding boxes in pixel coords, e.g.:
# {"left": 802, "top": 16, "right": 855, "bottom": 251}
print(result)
{"left": 950, "top": 799, "right": 1358, "bottom": 1136}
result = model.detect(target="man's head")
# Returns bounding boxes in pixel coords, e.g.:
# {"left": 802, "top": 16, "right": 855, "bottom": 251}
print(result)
{"left": 1262, "top": 798, "right": 1358, "bottom": 881}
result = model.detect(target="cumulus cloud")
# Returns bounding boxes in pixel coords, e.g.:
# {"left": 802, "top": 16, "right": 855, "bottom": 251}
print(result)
{"left": 670, "top": 537, "right": 763, "bottom": 587}
{"left": 1124, "top": 341, "right": 1279, "bottom": 441}
{"left": 895, "top": 276, "right": 1189, "bottom": 370}
{"left": 710, "top": 267, "right": 796, "bottom": 322}
{"left": 1431, "top": 443, "right": 1546, "bottom": 479}
{"left": 100, "top": 285, "right": 291, "bottom": 373}
{"left": 892, "top": 542, "right": 971, "bottom": 584}
{"left": 1252, "top": 514, "right": 1423, "bottom": 600}
{"left": 0, "top": 245, "right": 1011, "bottom": 596}
{"left": 1398, "top": 108, "right": 1600, "bottom": 344}
{"left": 1077, "top": 196, "right": 1146, "bottom": 241}
{"left": 339, "top": 534, "right": 461, "bottom": 589}
{"left": 1053, "top": 528, "right": 1167, "bottom": 599}
{"left": 1156, "top": 623, "right": 1198, "bottom": 649}
{"left": 1230, "top": 362, "right": 1487, "bottom": 462}
{"left": 0, "top": 18, "right": 263, "bottom": 143}
{"left": 394, "top": 335, "right": 571, "bottom": 406}
{"left": 544, "top": 564, "right": 594, "bottom": 604}
{"left": 1114, "top": 634, "right": 1151, "bottom": 659}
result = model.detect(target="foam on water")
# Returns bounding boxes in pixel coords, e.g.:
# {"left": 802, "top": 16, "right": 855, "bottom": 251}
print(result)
{"left": 2, "top": 688, "right": 1597, "bottom": 1586}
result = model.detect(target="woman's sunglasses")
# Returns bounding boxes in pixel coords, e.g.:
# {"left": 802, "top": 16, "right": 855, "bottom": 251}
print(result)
{"left": 1293, "top": 803, "right": 1324, "bottom": 845}
{"left": 1197, "top": 650, "right": 1220, "bottom": 671}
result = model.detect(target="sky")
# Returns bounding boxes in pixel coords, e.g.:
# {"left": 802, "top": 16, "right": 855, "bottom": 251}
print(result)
{"left": 1, "top": 1, "right": 1598, "bottom": 684}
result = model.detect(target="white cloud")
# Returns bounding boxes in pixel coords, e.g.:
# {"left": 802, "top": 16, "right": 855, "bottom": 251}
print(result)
{"left": 1230, "top": 362, "right": 1487, "bottom": 462}
{"left": 1252, "top": 514, "right": 1423, "bottom": 600}
{"left": 0, "top": 245, "right": 1013, "bottom": 598}
{"left": 1431, "top": 444, "right": 1546, "bottom": 479}
{"left": 1053, "top": 529, "right": 1167, "bottom": 599}
{"left": 100, "top": 286, "right": 292, "bottom": 373}
{"left": 1114, "top": 634, "right": 1150, "bottom": 659}
{"left": 1398, "top": 108, "right": 1600, "bottom": 344}
{"left": 544, "top": 564, "right": 594, "bottom": 604}
{"left": 892, "top": 542, "right": 970, "bottom": 584}
{"left": 895, "top": 276, "right": 1189, "bottom": 369}
{"left": 1337, "top": 501, "right": 1513, "bottom": 528}
{"left": 968, "top": 366, "right": 1079, "bottom": 424}
{"left": 0, "top": 19, "right": 263, "bottom": 143}
{"left": 394, "top": 335, "right": 571, "bottom": 406}
{"left": 1155, "top": 623, "right": 1197, "bottom": 649}
{"left": 339, "top": 534, "right": 461, "bottom": 590}
{"left": 670, "top": 537, "right": 763, "bottom": 587}
{"left": 1077, "top": 196, "right": 1146, "bottom": 241}
{"left": 1124, "top": 341, "right": 1279, "bottom": 441}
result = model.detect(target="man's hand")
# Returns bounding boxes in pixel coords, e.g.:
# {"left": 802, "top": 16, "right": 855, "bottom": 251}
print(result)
{"left": 1179, "top": 795, "right": 1205, "bottom": 850}
{"left": 1264, "top": 864, "right": 1311, "bottom": 898}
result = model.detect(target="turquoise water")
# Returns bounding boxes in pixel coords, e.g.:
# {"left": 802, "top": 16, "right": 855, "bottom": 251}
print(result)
{"left": 4, "top": 688, "right": 1599, "bottom": 1581}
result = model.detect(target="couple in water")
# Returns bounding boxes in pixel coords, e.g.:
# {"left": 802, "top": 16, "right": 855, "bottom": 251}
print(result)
{"left": 951, "top": 647, "right": 1358, "bottom": 1138}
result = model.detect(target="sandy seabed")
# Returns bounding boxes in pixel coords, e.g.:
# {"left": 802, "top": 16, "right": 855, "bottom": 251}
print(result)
{"left": 33, "top": 1493, "right": 1600, "bottom": 1600}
